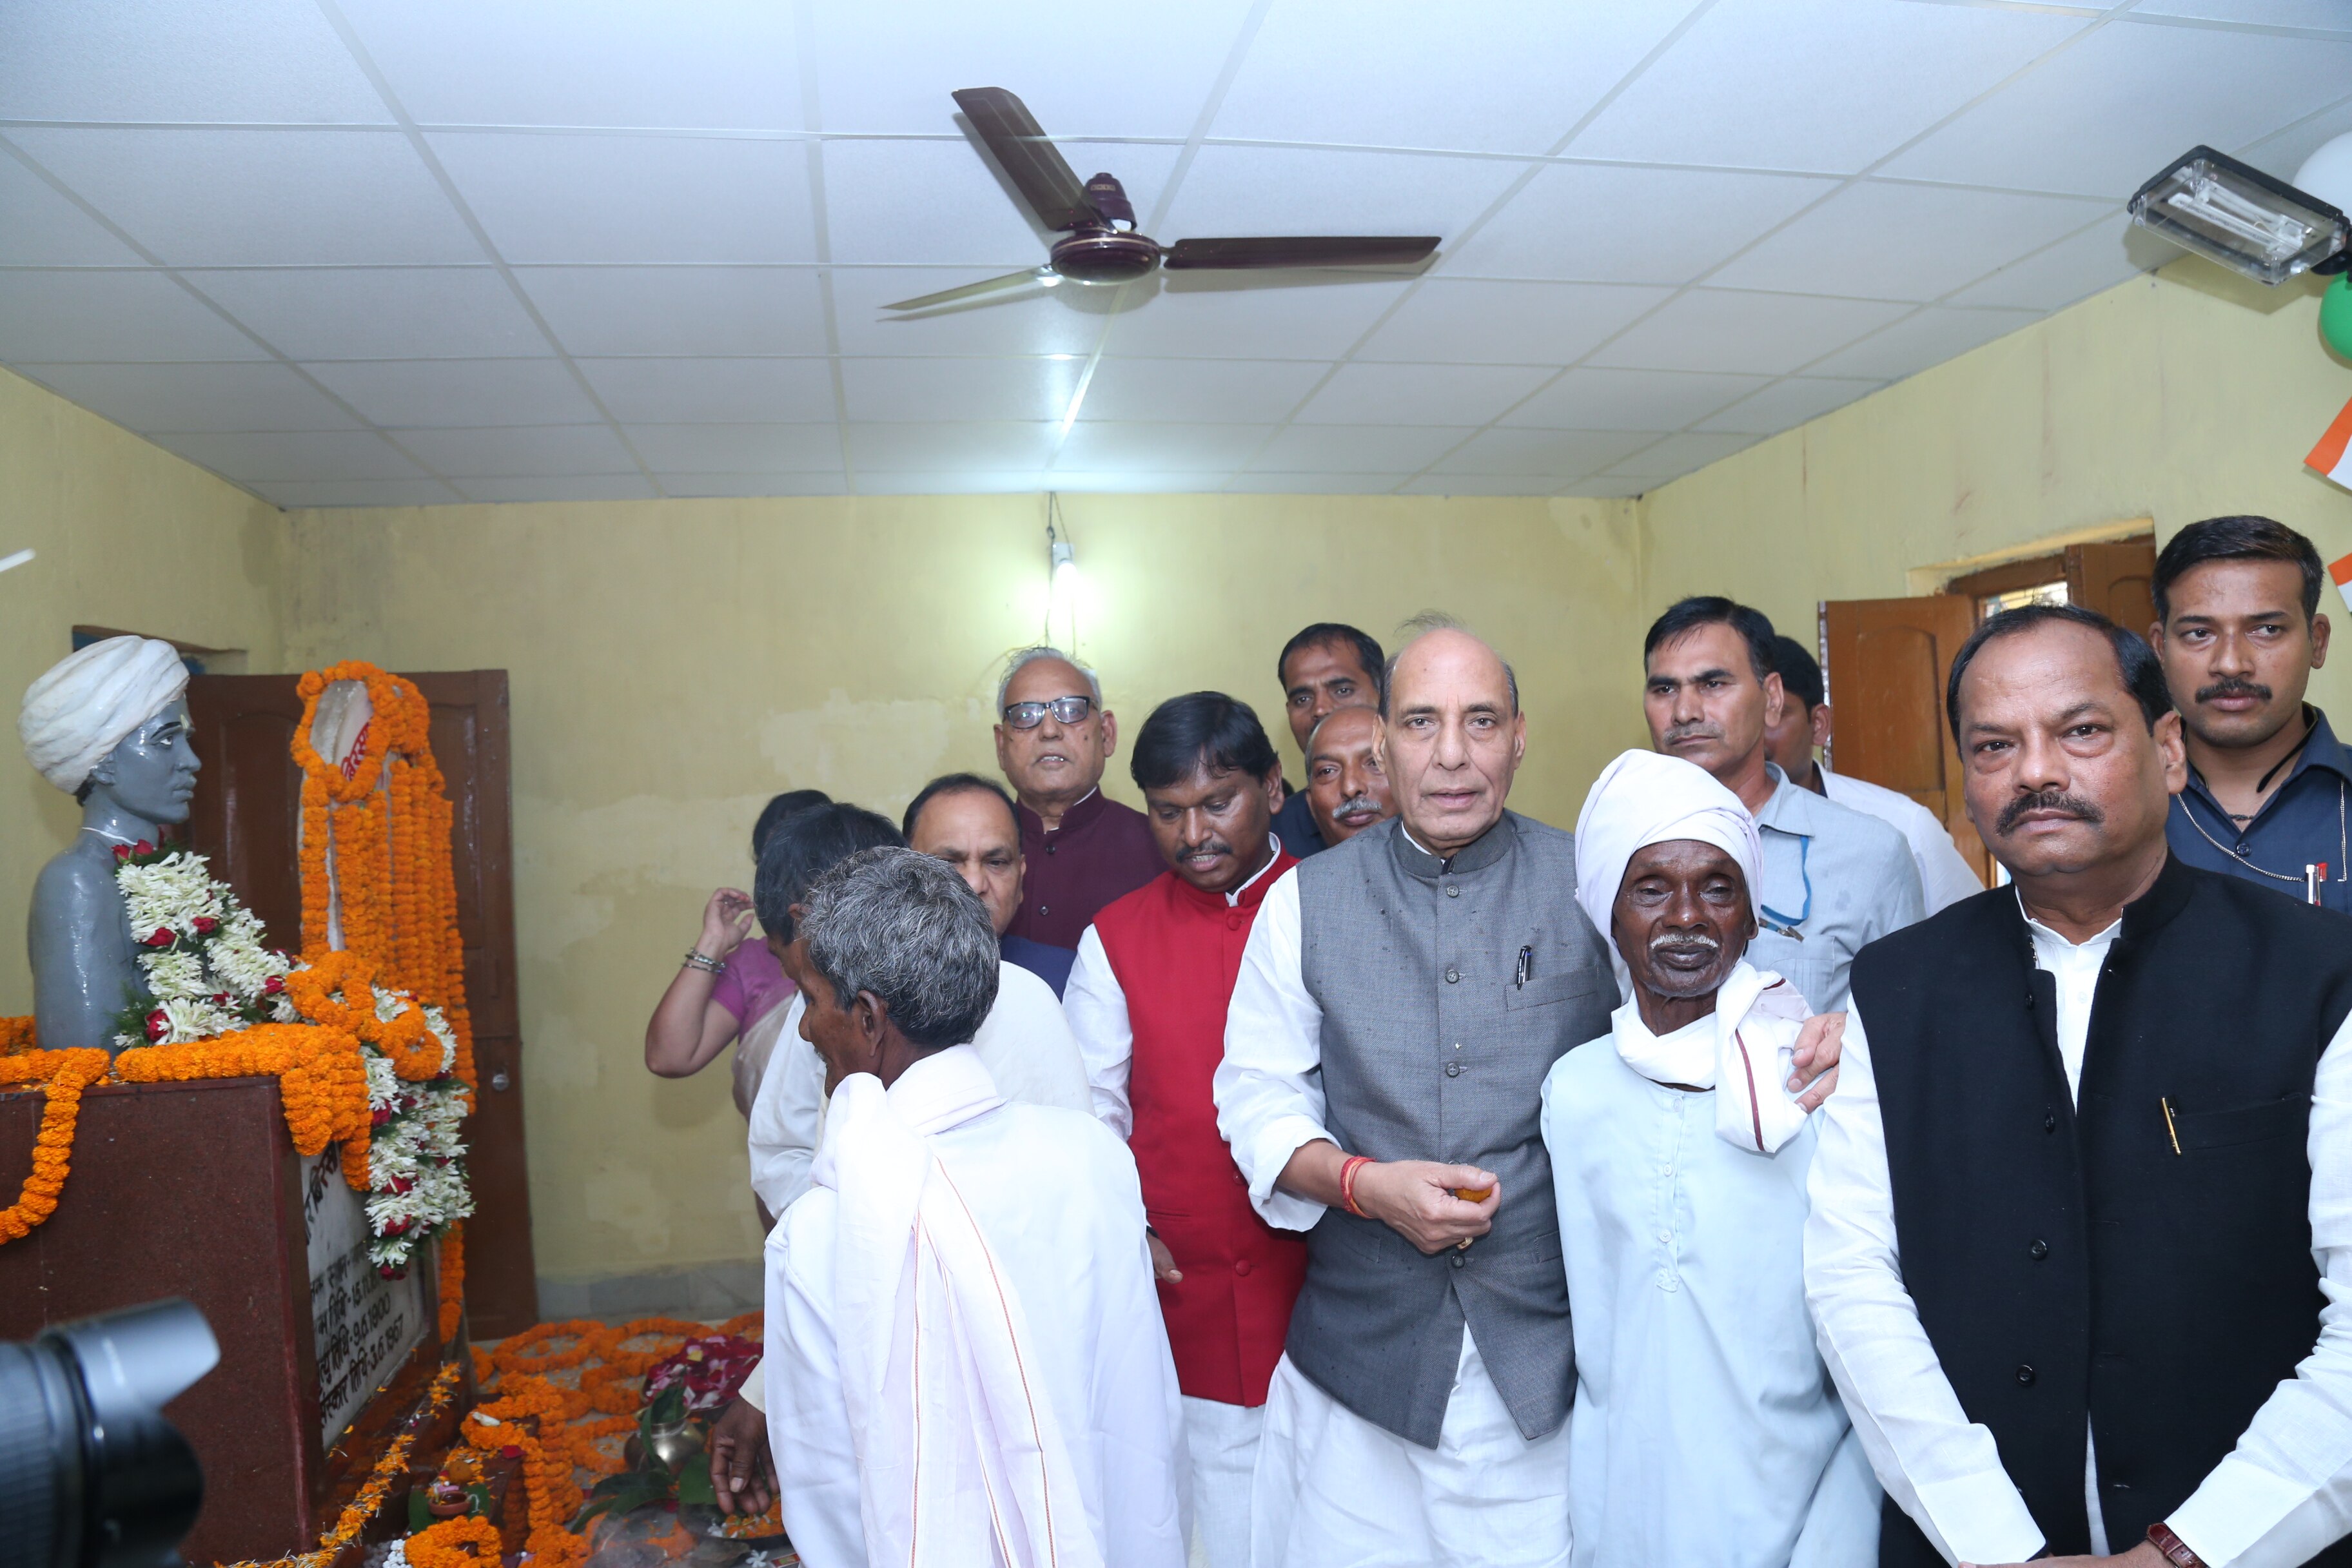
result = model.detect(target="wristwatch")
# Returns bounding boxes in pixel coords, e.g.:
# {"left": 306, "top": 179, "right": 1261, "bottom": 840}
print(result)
{"left": 2146, "top": 1523, "right": 2205, "bottom": 1568}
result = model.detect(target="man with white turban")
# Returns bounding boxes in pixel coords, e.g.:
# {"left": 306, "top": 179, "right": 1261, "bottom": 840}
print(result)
{"left": 19, "top": 635, "right": 198, "bottom": 1054}
{"left": 1540, "top": 749, "right": 1879, "bottom": 1565}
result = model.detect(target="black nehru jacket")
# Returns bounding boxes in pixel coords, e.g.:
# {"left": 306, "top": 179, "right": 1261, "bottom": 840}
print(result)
{"left": 1851, "top": 855, "right": 2352, "bottom": 1565}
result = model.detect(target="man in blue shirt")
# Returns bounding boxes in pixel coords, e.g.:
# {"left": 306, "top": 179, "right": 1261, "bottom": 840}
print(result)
{"left": 2153, "top": 515, "right": 2352, "bottom": 912}
{"left": 1269, "top": 622, "right": 1384, "bottom": 859}
{"left": 902, "top": 772, "right": 1077, "bottom": 994}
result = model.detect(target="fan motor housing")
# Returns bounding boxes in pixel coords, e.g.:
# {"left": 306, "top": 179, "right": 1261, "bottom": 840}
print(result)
{"left": 1050, "top": 227, "right": 1161, "bottom": 285}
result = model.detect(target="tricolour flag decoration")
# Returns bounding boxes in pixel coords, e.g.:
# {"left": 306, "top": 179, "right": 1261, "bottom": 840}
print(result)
{"left": 2333, "top": 550, "right": 2352, "bottom": 620}
{"left": 2311, "top": 393, "right": 2352, "bottom": 493}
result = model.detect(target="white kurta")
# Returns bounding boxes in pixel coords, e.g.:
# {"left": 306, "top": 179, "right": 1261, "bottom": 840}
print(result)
{"left": 746, "top": 958, "right": 1092, "bottom": 1215}
{"left": 1215, "top": 867, "right": 1574, "bottom": 1567}
{"left": 1805, "top": 894, "right": 2352, "bottom": 1567}
{"left": 766, "top": 1046, "right": 1188, "bottom": 1568}
{"left": 1543, "top": 1002, "right": 1878, "bottom": 1567}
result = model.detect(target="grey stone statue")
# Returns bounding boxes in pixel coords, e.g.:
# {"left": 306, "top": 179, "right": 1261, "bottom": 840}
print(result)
{"left": 18, "top": 637, "right": 198, "bottom": 1055}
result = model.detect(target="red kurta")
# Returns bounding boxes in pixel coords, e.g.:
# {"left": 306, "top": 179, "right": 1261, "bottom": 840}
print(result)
{"left": 1092, "top": 854, "right": 1307, "bottom": 1407}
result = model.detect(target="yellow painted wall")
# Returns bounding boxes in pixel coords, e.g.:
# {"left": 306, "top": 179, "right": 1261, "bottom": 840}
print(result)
{"left": 278, "top": 495, "right": 1646, "bottom": 1279}
{"left": 1641, "top": 264, "right": 2352, "bottom": 714}
{"left": 0, "top": 366, "right": 286, "bottom": 1015}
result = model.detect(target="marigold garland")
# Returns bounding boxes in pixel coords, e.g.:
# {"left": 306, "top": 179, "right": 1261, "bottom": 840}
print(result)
{"left": 114, "top": 1024, "right": 373, "bottom": 1185}
{"left": 436, "top": 1222, "right": 466, "bottom": 1345}
{"left": 0, "top": 1017, "right": 36, "bottom": 1054}
{"left": 402, "top": 1514, "right": 502, "bottom": 1568}
{"left": 0, "top": 1049, "right": 108, "bottom": 1242}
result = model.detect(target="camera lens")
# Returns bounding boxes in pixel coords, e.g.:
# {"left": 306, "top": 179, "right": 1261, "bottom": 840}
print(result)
{"left": 0, "top": 1300, "right": 218, "bottom": 1568}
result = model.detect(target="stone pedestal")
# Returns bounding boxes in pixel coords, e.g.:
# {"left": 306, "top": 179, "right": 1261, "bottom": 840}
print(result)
{"left": 0, "top": 1076, "right": 444, "bottom": 1565}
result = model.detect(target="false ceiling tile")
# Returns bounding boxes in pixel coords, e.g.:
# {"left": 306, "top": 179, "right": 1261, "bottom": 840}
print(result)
{"left": 0, "top": 271, "right": 270, "bottom": 362}
{"left": 1101, "top": 275, "right": 1415, "bottom": 360}
{"left": 1429, "top": 427, "right": 1656, "bottom": 476}
{"left": 19, "top": 361, "right": 360, "bottom": 432}
{"left": 1499, "top": 368, "right": 1767, "bottom": 432}
{"left": 258, "top": 479, "right": 466, "bottom": 508}
{"left": 2240, "top": 97, "right": 2352, "bottom": 181}
{"left": 840, "top": 357, "right": 1084, "bottom": 424}
{"left": 1355, "top": 280, "right": 1673, "bottom": 365}
{"left": 1226, "top": 471, "right": 1413, "bottom": 493}
{"left": 1044, "top": 471, "right": 1233, "bottom": 494}
{"left": 622, "top": 424, "right": 843, "bottom": 472}
{"left": 1211, "top": 0, "right": 1698, "bottom": 155}
{"left": 1585, "top": 289, "right": 1912, "bottom": 376}
{"left": 1079, "top": 358, "right": 1331, "bottom": 424}
{"left": 1945, "top": 215, "right": 2153, "bottom": 312}
{"left": 1720, "top": 182, "right": 2112, "bottom": 303}
{"left": 658, "top": 473, "right": 850, "bottom": 498}
{"left": 517, "top": 268, "right": 830, "bottom": 358}
{"left": 302, "top": 358, "right": 601, "bottom": 427}
{"left": 7, "top": 129, "right": 482, "bottom": 267}
{"left": 858, "top": 471, "right": 1049, "bottom": 495}
{"left": 428, "top": 132, "right": 817, "bottom": 264}
{"left": 389, "top": 424, "right": 638, "bottom": 479}
{"left": 0, "top": 0, "right": 390, "bottom": 124}
{"left": 0, "top": 153, "right": 146, "bottom": 265}
{"left": 1292, "top": 362, "right": 1556, "bottom": 427}
{"left": 1441, "top": 164, "right": 1837, "bottom": 285}
{"left": 825, "top": 139, "right": 1182, "bottom": 268}
{"left": 1598, "top": 431, "right": 1759, "bottom": 476}
{"left": 453, "top": 475, "right": 657, "bottom": 503}
{"left": 1248, "top": 424, "right": 1478, "bottom": 473}
{"left": 153, "top": 429, "right": 429, "bottom": 482}
{"left": 337, "top": 0, "right": 803, "bottom": 130}
{"left": 1880, "top": 19, "right": 2352, "bottom": 199}
{"left": 577, "top": 357, "right": 836, "bottom": 424}
{"left": 1569, "top": 0, "right": 2086, "bottom": 174}
{"left": 186, "top": 268, "right": 546, "bottom": 360}
{"left": 830, "top": 268, "right": 1104, "bottom": 358}
{"left": 2108, "top": 2, "right": 2352, "bottom": 36}
{"left": 847, "top": 422, "right": 1057, "bottom": 472}
{"left": 1157, "top": 146, "right": 1530, "bottom": 255}
{"left": 1693, "top": 376, "right": 1885, "bottom": 434}
{"left": 1052, "top": 422, "right": 1263, "bottom": 471}
{"left": 1396, "top": 475, "right": 1565, "bottom": 496}
{"left": 1805, "top": 304, "right": 2041, "bottom": 380}
{"left": 805, "top": 5, "right": 1253, "bottom": 137}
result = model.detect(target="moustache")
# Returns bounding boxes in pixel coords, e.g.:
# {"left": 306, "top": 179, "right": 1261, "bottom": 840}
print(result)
{"left": 1995, "top": 789, "right": 2106, "bottom": 836}
{"left": 1649, "top": 929, "right": 1721, "bottom": 958}
{"left": 1179, "top": 836, "right": 1233, "bottom": 861}
{"left": 1663, "top": 722, "right": 1722, "bottom": 747}
{"left": 1331, "top": 793, "right": 1382, "bottom": 823}
{"left": 2196, "top": 678, "right": 2273, "bottom": 705}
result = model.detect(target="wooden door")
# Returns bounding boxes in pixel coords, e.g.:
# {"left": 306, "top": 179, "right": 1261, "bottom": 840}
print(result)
{"left": 2068, "top": 536, "right": 2158, "bottom": 638}
{"left": 1819, "top": 596, "right": 1990, "bottom": 884}
{"left": 186, "top": 671, "right": 540, "bottom": 1337}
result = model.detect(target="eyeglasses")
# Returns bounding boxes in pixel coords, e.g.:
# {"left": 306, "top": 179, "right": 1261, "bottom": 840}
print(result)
{"left": 1001, "top": 696, "right": 1094, "bottom": 729}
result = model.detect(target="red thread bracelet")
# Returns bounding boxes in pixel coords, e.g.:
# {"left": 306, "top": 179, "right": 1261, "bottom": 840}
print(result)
{"left": 1340, "top": 1155, "right": 1373, "bottom": 1218}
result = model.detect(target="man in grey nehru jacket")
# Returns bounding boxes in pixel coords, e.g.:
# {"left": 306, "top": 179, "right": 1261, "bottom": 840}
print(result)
{"left": 1216, "top": 614, "right": 1847, "bottom": 1565}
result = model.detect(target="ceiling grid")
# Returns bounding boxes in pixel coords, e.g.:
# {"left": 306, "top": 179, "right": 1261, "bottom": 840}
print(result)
{"left": 0, "top": 0, "right": 2346, "bottom": 505}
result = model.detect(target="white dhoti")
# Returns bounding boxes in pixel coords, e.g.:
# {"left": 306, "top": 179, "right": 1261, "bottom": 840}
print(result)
{"left": 1184, "top": 1395, "right": 1264, "bottom": 1568}
{"left": 1249, "top": 1328, "right": 1571, "bottom": 1568}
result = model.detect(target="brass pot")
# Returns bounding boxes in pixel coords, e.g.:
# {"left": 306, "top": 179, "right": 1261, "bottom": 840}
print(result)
{"left": 646, "top": 1416, "right": 704, "bottom": 1475}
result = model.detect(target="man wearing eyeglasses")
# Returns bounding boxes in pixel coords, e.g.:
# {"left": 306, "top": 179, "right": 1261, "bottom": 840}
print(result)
{"left": 994, "top": 645, "right": 1164, "bottom": 950}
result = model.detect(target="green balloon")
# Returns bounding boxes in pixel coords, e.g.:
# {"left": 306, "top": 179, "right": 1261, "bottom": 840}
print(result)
{"left": 2326, "top": 273, "right": 2352, "bottom": 362}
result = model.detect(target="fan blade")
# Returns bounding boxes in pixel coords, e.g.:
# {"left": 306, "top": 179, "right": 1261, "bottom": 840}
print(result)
{"left": 1162, "top": 235, "right": 1440, "bottom": 270}
{"left": 952, "top": 87, "right": 1094, "bottom": 231}
{"left": 881, "top": 267, "right": 1057, "bottom": 312}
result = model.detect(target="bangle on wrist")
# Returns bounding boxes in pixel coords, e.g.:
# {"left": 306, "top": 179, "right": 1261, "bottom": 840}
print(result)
{"left": 1339, "top": 1155, "right": 1373, "bottom": 1219}
{"left": 682, "top": 949, "right": 727, "bottom": 976}
{"left": 2146, "top": 1523, "right": 2204, "bottom": 1568}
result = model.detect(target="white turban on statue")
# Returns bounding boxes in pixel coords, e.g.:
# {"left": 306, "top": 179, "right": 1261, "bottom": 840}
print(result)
{"left": 19, "top": 636, "right": 189, "bottom": 794}
{"left": 1575, "top": 749, "right": 1812, "bottom": 1155}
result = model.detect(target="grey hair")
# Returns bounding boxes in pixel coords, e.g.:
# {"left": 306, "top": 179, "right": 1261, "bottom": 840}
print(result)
{"left": 1381, "top": 611, "right": 1520, "bottom": 717}
{"left": 996, "top": 645, "right": 1104, "bottom": 711}
{"left": 799, "top": 847, "right": 1000, "bottom": 1049}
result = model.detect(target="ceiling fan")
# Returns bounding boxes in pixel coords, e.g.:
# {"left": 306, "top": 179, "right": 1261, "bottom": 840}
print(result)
{"left": 883, "top": 87, "right": 1441, "bottom": 313}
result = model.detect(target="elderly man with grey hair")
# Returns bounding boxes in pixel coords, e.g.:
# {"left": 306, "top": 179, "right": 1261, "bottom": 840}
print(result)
{"left": 994, "top": 644, "right": 1163, "bottom": 948}
{"left": 753, "top": 848, "right": 1186, "bottom": 1567}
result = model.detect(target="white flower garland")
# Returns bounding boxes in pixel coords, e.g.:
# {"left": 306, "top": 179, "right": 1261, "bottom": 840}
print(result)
{"left": 112, "top": 843, "right": 473, "bottom": 1274}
